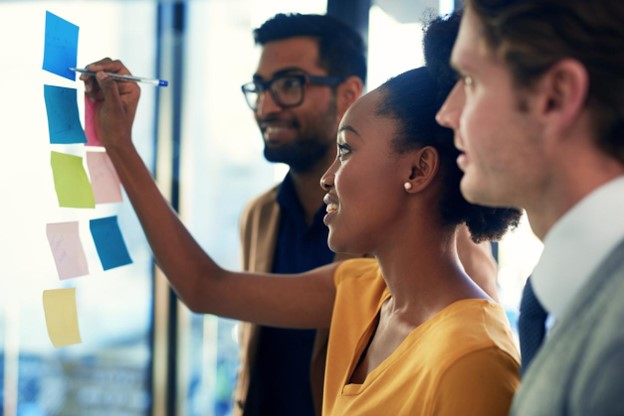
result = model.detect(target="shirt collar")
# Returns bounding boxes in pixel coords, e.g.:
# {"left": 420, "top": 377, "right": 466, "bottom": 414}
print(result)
{"left": 276, "top": 172, "right": 299, "bottom": 211}
{"left": 532, "top": 175, "right": 624, "bottom": 321}
{"left": 276, "top": 172, "right": 327, "bottom": 229}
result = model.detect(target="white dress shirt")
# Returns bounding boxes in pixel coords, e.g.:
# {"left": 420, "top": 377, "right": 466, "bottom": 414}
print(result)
{"left": 532, "top": 175, "right": 624, "bottom": 328}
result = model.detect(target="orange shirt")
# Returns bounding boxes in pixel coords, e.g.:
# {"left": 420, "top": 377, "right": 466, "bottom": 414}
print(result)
{"left": 324, "top": 258, "right": 520, "bottom": 415}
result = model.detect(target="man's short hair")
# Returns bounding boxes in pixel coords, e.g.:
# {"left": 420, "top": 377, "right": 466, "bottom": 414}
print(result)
{"left": 468, "top": 0, "right": 624, "bottom": 163}
{"left": 254, "top": 13, "right": 367, "bottom": 84}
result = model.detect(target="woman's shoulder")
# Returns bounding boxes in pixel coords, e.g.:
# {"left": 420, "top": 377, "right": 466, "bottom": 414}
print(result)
{"left": 334, "top": 258, "right": 380, "bottom": 284}
{"left": 425, "top": 300, "right": 520, "bottom": 362}
{"left": 421, "top": 301, "right": 520, "bottom": 414}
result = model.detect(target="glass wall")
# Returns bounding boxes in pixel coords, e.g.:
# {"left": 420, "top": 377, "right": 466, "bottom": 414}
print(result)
{"left": 367, "top": 4, "right": 426, "bottom": 90}
{"left": 0, "top": 2, "right": 157, "bottom": 415}
{"left": 0, "top": 1, "right": 544, "bottom": 415}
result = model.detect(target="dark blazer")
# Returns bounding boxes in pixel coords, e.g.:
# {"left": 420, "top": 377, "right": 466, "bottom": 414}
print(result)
{"left": 511, "top": 238, "right": 624, "bottom": 415}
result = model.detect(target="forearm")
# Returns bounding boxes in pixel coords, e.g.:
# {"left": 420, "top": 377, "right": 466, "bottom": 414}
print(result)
{"left": 84, "top": 59, "right": 336, "bottom": 327}
{"left": 106, "top": 139, "right": 336, "bottom": 327}
{"left": 106, "top": 139, "right": 220, "bottom": 311}
{"left": 457, "top": 224, "right": 499, "bottom": 301}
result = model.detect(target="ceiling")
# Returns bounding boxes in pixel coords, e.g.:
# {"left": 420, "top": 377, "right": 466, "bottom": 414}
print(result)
{"left": 374, "top": 0, "right": 441, "bottom": 23}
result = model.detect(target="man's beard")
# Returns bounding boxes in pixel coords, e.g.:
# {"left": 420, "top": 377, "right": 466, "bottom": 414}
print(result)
{"left": 263, "top": 100, "right": 337, "bottom": 173}
{"left": 264, "top": 136, "right": 332, "bottom": 172}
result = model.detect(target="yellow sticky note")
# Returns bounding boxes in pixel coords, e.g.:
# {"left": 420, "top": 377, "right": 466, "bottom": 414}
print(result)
{"left": 42, "top": 288, "right": 82, "bottom": 348}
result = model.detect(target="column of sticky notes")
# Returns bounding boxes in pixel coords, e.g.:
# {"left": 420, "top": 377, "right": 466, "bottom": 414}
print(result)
{"left": 41, "top": 11, "right": 133, "bottom": 348}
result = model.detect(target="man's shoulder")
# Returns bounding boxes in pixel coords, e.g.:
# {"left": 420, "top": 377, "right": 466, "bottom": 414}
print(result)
{"left": 551, "top": 239, "right": 624, "bottom": 347}
{"left": 511, "top": 240, "right": 624, "bottom": 415}
{"left": 587, "top": 239, "right": 624, "bottom": 315}
{"left": 246, "top": 184, "right": 280, "bottom": 208}
{"left": 241, "top": 184, "right": 280, "bottom": 218}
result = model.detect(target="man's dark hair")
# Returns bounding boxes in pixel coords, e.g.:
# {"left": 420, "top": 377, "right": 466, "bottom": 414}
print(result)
{"left": 254, "top": 13, "right": 367, "bottom": 84}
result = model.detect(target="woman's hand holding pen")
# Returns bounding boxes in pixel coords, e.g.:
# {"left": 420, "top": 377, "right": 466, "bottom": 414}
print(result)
{"left": 80, "top": 58, "right": 140, "bottom": 150}
{"left": 77, "top": 57, "right": 212, "bottom": 310}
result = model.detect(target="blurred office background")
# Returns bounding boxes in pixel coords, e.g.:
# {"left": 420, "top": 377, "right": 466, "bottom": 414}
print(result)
{"left": 0, "top": 0, "right": 541, "bottom": 415}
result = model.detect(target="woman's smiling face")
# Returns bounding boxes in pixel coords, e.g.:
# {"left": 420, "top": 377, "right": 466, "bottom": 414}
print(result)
{"left": 321, "top": 89, "right": 412, "bottom": 255}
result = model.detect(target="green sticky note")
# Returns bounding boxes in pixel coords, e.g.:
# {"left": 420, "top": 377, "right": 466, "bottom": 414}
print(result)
{"left": 50, "top": 151, "right": 95, "bottom": 208}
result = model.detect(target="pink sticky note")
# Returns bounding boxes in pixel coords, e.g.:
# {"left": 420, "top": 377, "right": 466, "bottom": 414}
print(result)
{"left": 84, "top": 93, "right": 101, "bottom": 146}
{"left": 86, "top": 151, "right": 122, "bottom": 204}
{"left": 46, "top": 221, "right": 89, "bottom": 279}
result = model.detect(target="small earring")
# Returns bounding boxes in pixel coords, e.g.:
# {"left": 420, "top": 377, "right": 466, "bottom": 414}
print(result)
{"left": 403, "top": 182, "right": 412, "bottom": 191}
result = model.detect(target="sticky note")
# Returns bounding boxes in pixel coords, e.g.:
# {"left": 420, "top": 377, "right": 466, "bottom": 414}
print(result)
{"left": 42, "top": 288, "right": 82, "bottom": 348}
{"left": 84, "top": 93, "right": 102, "bottom": 146}
{"left": 90, "top": 216, "right": 132, "bottom": 270}
{"left": 44, "top": 85, "right": 87, "bottom": 144}
{"left": 42, "top": 11, "right": 79, "bottom": 80}
{"left": 86, "top": 151, "right": 122, "bottom": 204}
{"left": 50, "top": 151, "right": 95, "bottom": 208}
{"left": 46, "top": 221, "right": 89, "bottom": 279}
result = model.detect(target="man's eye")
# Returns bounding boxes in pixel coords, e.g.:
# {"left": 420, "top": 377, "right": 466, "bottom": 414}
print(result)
{"left": 278, "top": 77, "right": 302, "bottom": 92}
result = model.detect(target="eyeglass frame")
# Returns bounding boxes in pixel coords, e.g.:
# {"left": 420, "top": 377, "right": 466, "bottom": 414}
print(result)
{"left": 241, "top": 72, "right": 346, "bottom": 111}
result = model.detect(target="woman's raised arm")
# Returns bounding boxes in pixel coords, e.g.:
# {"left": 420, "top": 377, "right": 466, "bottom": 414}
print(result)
{"left": 81, "top": 58, "right": 338, "bottom": 329}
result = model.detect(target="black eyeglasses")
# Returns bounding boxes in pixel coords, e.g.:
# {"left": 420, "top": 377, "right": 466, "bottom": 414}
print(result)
{"left": 241, "top": 73, "right": 345, "bottom": 111}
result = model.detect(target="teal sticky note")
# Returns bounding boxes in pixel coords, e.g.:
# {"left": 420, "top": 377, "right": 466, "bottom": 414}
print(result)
{"left": 50, "top": 151, "right": 95, "bottom": 208}
{"left": 44, "top": 85, "right": 87, "bottom": 144}
{"left": 42, "top": 11, "right": 79, "bottom": 80}
{"left": 90, "top": 216, "right": 132, "bottom": 270}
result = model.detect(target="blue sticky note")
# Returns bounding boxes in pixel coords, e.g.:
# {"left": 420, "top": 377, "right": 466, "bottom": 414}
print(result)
{"left": 44, "top": 85, "right": 87, "bottom": 144}
{"left": 42, "top": 11, "right": 79, "bottom": 80}
{"left": 89, "top": 216, "right": 132, "bottom": 271}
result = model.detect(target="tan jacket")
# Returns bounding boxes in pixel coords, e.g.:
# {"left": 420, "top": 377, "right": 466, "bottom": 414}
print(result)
{"left": 234, "top": 184, "right": 357, "bottom": 416}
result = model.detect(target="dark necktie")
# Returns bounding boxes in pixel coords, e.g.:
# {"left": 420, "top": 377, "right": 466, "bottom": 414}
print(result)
{"left": 518, "top": 278, "right": 548, "bottom": 376}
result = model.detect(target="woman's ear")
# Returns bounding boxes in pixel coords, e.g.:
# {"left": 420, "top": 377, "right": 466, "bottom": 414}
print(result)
{"left": 336, "top": 76, "right": 364, "bottom": 119}
{"left": 403, "top": 146, "right": 440, "bottom": 193}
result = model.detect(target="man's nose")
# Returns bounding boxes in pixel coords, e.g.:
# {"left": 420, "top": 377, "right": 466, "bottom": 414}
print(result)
{"left": 436, "top": 82, "right": 463, "bottom": 129}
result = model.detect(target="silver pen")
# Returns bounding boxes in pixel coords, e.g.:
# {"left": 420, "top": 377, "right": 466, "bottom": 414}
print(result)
{"left": 70, "top": 67, "right": 169, "bottom": 87}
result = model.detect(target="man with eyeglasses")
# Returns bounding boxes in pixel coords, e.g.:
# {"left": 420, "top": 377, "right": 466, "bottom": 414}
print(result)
{"left": 234, "top": 13, "right": 366, "bottom": 416}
